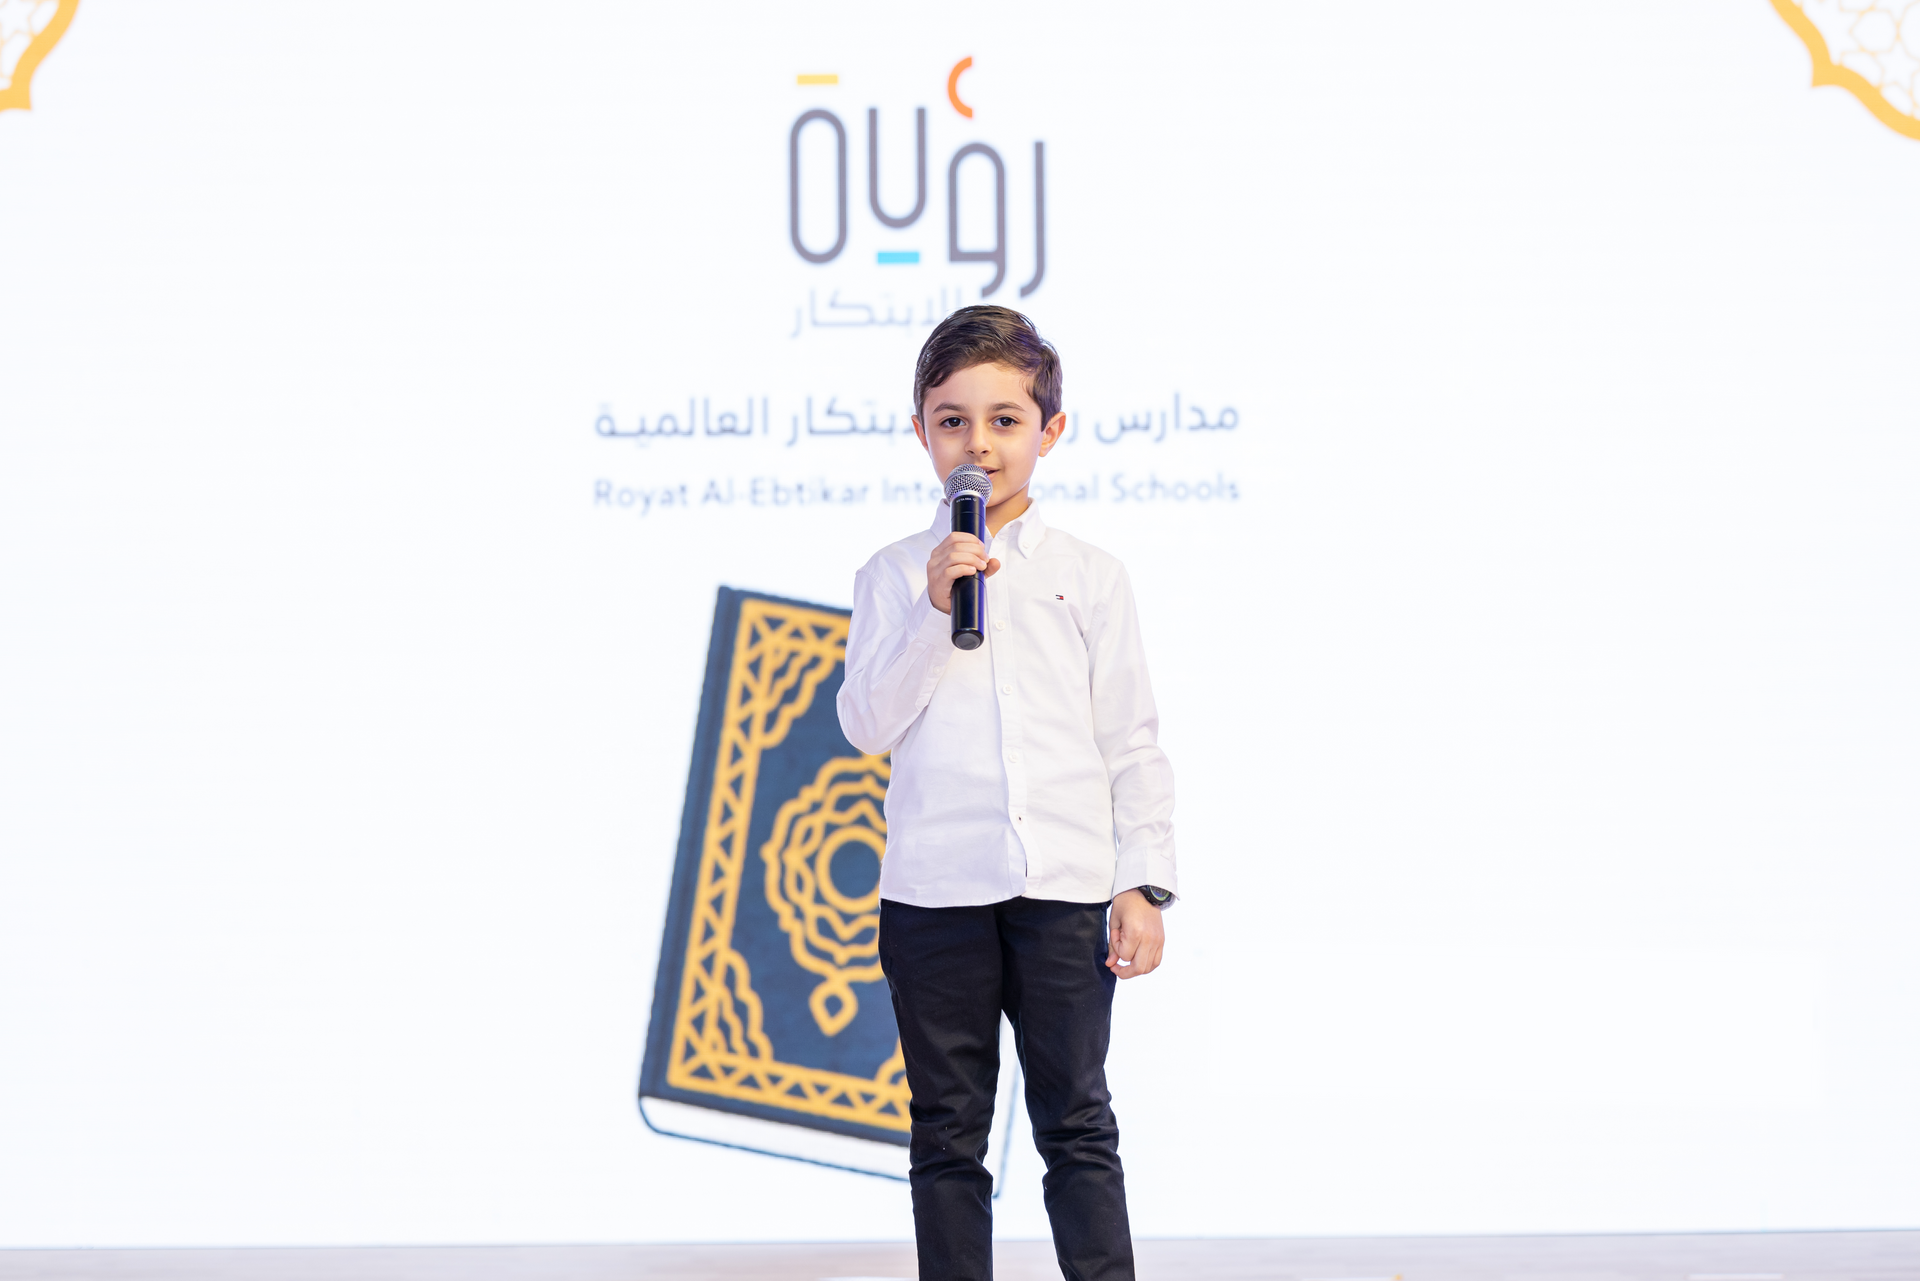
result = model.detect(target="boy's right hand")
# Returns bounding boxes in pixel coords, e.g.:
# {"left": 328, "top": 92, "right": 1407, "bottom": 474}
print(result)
{"left": 926, "top": 532, "right": 1000, "bottom": 615}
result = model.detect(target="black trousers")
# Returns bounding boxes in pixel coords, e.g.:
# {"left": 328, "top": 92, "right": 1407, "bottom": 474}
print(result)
{"left": 878, "top": 896, "right": 1133, "bottom": 1281}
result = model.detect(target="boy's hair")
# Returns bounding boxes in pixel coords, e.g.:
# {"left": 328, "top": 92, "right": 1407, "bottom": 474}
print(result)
{"left": 913, "top": 305, "right": 1062, "bottom": 426}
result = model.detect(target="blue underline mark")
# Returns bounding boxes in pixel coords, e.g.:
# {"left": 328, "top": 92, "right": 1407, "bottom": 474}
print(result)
{"left": 877, "top": 250, "right": 920, "bottom": 264}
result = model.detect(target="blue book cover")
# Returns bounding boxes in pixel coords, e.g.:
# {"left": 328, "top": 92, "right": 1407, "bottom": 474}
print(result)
{"left": 639, "top": 587, "right": 909, "bottom": 1148}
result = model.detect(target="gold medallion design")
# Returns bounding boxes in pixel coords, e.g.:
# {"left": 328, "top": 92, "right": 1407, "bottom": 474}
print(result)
{"left": 1773, "top": 0, "right": 1920, "bottom": 140}
{"left": 664, "top": 597, "right": 909, "bottom": 1132}
{"left": 762, "top": 755, "right": 890, "bottom": 1037}
{"left": 0, "top": 0, "right": 78, "bottom": 113}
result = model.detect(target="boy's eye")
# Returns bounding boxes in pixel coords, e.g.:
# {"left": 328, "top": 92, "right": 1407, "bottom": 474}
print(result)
{"left": 941, "top": 417, "right": 965, "bottom": 429}
{"left": 993, "top": 415, "right": 1017, "bottom": 427}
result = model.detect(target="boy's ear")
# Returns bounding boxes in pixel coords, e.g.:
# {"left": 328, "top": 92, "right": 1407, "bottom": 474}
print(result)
{"left": 911, "top": 415, "right": 929, "bottom": 452}
{"left": 1037, "top": 411, "right": 1067, "bottom": 457}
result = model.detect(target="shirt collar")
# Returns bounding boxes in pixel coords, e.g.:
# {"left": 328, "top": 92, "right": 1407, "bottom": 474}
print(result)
{"left": 1001, "top": 502, "right": 1048, "bottom": 558}
{"left": 928, "top": 497, "right": 1049, "bottom": 559}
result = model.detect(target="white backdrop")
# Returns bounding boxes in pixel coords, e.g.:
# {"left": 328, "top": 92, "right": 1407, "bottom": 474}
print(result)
{"left": 2, "top": 0, "right": 1917, "bottom": 1248}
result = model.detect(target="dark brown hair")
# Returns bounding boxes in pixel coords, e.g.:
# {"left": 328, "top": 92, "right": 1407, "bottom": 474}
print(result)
{"left": 913, "top": 304, "right": 1062, "bottom": 426}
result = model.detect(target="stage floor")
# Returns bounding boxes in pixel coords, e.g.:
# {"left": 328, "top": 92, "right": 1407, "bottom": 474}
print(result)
{"left": 1, "top": 1234, "right": 1915, "bottom": 1281}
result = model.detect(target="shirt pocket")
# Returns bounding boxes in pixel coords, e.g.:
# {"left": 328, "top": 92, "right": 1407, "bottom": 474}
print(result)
{"left": 1033, "top": 592, "right": 1089, "bottom": 643}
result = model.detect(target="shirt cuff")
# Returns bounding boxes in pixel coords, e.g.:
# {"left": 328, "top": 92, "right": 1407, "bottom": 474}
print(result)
{"left": 1111, "top": 849, "right": 1179, "bottom": 905}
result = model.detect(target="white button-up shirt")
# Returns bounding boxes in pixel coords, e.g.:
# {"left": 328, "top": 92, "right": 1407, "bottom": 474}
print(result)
{"left": 837, "top": 501, "right": 1178, "bottom": 908}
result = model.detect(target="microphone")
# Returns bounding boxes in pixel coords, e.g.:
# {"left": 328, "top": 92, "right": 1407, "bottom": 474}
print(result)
{"left": 944, "top": 463, "right": 991, "bottom": 650}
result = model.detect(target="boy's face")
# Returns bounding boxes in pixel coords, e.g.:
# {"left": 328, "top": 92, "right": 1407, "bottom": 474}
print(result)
{"left": 912, "top": 362, "right": 1066, "bottom": 512}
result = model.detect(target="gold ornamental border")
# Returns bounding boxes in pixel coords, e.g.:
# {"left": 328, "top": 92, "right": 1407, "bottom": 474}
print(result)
{"left": 664, "top": 597, "right": 909, "bottom": 1132}
{"left": 0, "top": 0, "right": 79, "bottom": 113}
{"left": 1771, "top": 0, "right": 1920, "bottom": 141}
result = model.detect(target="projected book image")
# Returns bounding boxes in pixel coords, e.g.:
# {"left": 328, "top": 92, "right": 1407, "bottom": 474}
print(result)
{"left": 639, "top": 588, "right": 909, "bottom": 1177}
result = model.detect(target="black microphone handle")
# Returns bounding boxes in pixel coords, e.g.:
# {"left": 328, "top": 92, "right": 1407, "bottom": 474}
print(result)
{"left": 950, "top": 492, "right": 986, "bottom": 650}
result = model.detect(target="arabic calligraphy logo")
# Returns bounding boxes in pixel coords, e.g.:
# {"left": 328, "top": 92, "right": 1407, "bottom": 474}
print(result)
{"left": 0, "top": 0, "right": 76, "bottom": 112}
{"left": 1772, "top": 0, "right": 1920, "bottom": 139}
{"left": 760, "top": 754, "right": 890, "bottom": 1037}
{"left": 790, "top": 59, "right": 1046, "bottom": 298}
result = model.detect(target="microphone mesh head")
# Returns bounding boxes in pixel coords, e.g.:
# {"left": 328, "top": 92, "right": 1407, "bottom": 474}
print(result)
{"left": 944, "top": 464, "right": 992, "bottom": 501}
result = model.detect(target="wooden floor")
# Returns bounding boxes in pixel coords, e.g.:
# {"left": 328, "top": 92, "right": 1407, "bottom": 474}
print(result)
{"left": 1, "top": 1233, "right": 1916, "bottom": 1281}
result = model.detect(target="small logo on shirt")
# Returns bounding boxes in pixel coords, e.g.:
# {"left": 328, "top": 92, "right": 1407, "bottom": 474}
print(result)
{"left": 1054, "top": 594, "right": 1065, "bottom": 600}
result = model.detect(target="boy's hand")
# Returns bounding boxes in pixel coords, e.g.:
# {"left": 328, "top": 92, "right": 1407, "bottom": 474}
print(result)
{"left": 926, "top": 532, "right": 1000, "bottom": 615}
{"left": 1106, "top": 890, "right": 1166, "bottom": 979}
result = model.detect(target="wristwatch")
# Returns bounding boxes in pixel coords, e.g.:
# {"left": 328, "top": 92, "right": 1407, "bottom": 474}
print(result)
{"left": 1135, "top": 885, "right": 1174, "bottom": 909}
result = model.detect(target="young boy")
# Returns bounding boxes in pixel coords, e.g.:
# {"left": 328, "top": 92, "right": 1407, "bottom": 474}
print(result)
{"left": 837, "top": 306, "right": 1177, "bottom": 1281}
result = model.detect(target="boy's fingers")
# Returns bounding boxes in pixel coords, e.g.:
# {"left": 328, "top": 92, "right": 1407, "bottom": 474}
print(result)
{"left": 985, "top": 558, "right": 1002, "bottom": 577}
{"left": 1116, "top": 934, "right": 1156, "bottom": 978}
{"left": 1104, "top": 900, "right": 1165, "bottom": 979}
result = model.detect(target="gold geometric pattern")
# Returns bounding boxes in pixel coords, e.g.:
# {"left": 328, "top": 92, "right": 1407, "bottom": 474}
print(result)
{"left": 762, "top": 755, "right": 890, "bottom": 1038}
{"left": 1773, "top": 0, "right": 1920, "bottom": 140}
{"left": 0, "top": 0, "right": 78, "bottom": 113}
{"left": 664, "top": 598, "right": 909, "bottom": 1132}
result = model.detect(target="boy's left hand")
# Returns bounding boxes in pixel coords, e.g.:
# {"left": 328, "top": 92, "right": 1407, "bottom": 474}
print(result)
{"left": 1105, "top": 890, "right": 1166, "bottom": 979}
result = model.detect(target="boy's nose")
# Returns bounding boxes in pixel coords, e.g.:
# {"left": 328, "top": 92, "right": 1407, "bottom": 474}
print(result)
{"left": 966, "top": 424, "right": 994, "bottom": 457}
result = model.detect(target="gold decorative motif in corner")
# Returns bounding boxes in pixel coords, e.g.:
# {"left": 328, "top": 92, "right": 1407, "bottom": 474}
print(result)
{"left": 1772, "top": 0, "right": 1920, "bottom": 140}
{"left": 0, "top": 0, "right": 78, "bottom": 114}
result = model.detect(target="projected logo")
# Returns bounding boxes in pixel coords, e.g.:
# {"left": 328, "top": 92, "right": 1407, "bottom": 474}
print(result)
{"left": 0, "top": 0, "right": 77, "bottom": 112}
{"left": 788, "top": 57, "right": 1046, "bottom": 299}
{"left": 588, "top": 57, "right": 1245, "bottom": 523}
{"left": 639, "top": 589, "right": 910, "bottom": 1150}
{"left": 1773, "top": 0, "right": 1920, "bottom": 139}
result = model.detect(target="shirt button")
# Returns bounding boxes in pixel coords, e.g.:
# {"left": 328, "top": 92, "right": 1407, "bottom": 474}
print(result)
{"left": 1006, "top": 750, "right": 1023, "bottom": 764}
{"left": 993, "top": 619, "right": 1007, "bottom": 631}
{"left": 1000, "top": 682, "right": 1013, "bottom": 695}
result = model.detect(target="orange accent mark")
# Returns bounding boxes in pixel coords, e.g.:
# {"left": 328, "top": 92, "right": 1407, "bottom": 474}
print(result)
{"left": 796, "top": 74, "right": 838, "bottom": 86}
{"left": 946, "top": 56, "right": 973, "bottom": 119}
